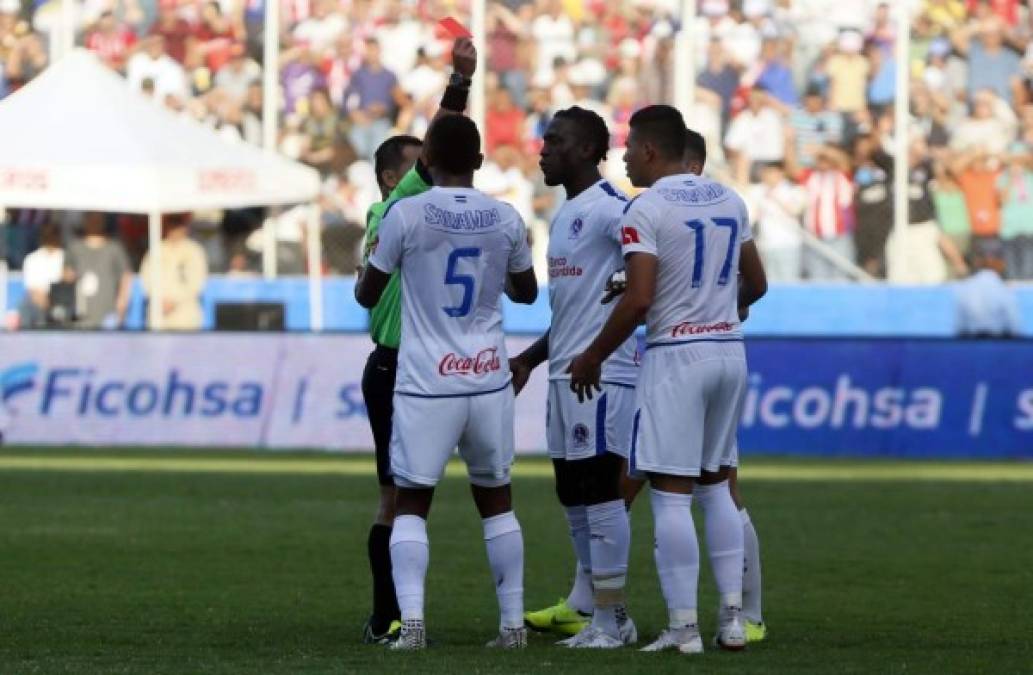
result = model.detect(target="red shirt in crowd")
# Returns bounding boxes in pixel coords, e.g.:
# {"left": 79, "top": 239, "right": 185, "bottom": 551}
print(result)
{"left": 958, "top": 168, "right": 1002, "bottom": 237}
{"left": 485, "top": 105, "right": 526, "bottom": 154}
{"left": 966, "top": 0, "right": 1019, "bottom": 25}
{"left": 149, "top": 16, "right": 194, "bottom": 63}
{"left": 86, "top": 26, "right": 137, "bottom": 70}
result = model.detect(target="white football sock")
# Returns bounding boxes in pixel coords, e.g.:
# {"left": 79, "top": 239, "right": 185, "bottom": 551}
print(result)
{"left": 564, "top": 505, "right": 593, "bottom": 614}
{"left": 741, "top": 508, "right": 764, "bottom": 623}
{"left": 586, "top": 499, "right": 631, "bottom": 636}
{"left": 484, "top": 511, "right": 525, "bottom": 631}
{"left": 390, "top": 514, "right": 429, "bottom": 622}
{"left": 650, "top": 488, "right": 699, "bottom": 628}
{"left": 694, "top": 480, "right": 744, "bottom": 609}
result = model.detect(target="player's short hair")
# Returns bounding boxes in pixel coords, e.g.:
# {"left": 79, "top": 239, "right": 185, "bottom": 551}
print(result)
{"left": 553, "top": 105, "right": 610, "bottom": 164}
{"left": 684, "top": 127, "right": 707, "bottom": 168}
{"left": 629, "top": 105, "right": 686, "bottom": 161}
{"left": 374, "top": 135, "right": 423, "bottom": 189}
{"left": 426, "top": 115, "right": 482, "bottom": 175}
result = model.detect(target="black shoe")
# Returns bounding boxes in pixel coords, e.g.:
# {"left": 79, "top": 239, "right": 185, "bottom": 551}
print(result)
{"left": 363, "top": 616, "right": 402, "bottom": 644}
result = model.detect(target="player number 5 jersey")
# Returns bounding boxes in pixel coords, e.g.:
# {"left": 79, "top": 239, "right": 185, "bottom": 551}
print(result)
{"left": 620, "top": 174, "right": 752, "bottom": 346}
{"left": 369, "top": 187, "right": 533, "bottom": 397}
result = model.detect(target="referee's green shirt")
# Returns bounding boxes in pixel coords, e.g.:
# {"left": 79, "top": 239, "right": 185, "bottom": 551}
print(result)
{"left": 361, "top": 162, "right": 432, "bottom": 348}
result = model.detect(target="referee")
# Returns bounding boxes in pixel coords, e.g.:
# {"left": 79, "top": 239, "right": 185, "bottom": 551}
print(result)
{"left": 360, "top": 36, "right": 476, "bottom": 644}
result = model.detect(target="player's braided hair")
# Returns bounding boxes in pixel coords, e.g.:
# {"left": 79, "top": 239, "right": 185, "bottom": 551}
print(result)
{"left": 554, "top": 105, "right": 610, "bottom": 165}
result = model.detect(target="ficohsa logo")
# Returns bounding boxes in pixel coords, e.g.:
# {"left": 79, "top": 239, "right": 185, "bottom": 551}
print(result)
{"left": 1, "top": 362, "right": 39, "bottom": 408}
{"left": 2, "top": 365, "right": 263, "bottom": 418}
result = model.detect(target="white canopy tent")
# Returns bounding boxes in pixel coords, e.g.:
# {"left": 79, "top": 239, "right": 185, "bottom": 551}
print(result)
{"left": 0, "top": 49, "right": 323, "bottom": 329}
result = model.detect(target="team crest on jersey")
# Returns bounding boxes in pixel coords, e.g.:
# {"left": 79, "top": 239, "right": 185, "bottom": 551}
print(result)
{"left": 572, "top": 423, "right": 590, "bottom": 448}
{"left": 569, "top": 216, "right": 584, "bottom": 240}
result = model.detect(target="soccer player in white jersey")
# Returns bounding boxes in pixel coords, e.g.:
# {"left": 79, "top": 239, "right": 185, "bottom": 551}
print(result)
{"left": 568, "top": 105, "right": 768, "bottom": 654}
{"left": 509, "top": 107, "right": 638, "bottom": 649}
{"left": 355, "top": 115, "right": 539, "bottom": 651}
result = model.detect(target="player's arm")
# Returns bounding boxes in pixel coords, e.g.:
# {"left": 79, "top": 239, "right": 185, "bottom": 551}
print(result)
{"left": 356, "top": 209, "right": 406, "bottom": 308}
{"left": 738, "top": 240, "right": 768, "bottom": 311}
{"left": 568, "top": 252, "right": 657, "bottom": 402}
{"left": 506, "top": 267, "right": 538, "bottom": 304}
{"left": 419, "top": 37, "right": 477, "bottom": 166}
{"left": 505, "top": 210, "right": 538, "bottom": 305}
{"left": 509, "top": 330, "right": 547, "bottom": 395}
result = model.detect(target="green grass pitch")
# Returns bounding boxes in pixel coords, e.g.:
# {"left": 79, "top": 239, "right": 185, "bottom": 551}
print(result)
{"left": 1, "top": 449, "right": 1031, "bottom": 674}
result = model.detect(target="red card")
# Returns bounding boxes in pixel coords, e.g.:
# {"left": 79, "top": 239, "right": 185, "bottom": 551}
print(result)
{"left": 439, "top": 16, "right": 472, "bottom": 39}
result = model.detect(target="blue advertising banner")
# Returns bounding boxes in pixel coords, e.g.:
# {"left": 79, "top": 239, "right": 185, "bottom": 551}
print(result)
{"left": 738, "top": 339, "right": 1033, "bottom": 458}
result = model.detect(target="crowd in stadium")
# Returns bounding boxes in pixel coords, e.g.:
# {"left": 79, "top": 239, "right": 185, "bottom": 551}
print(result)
{"left": 3, "top": 0, "right": 1033, "bottom": 328}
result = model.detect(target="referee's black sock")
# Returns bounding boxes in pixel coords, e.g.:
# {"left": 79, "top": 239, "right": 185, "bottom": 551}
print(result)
{"left": 368, "top": 523, "right": 400, "bottom": 632}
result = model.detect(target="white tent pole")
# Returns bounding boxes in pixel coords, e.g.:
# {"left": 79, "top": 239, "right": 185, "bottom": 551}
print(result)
{"left": 892, "top": 2, "right": 911, "bottom": 251}
{"left": 263, "top": 206, "right": 279, "bottom": 279}
{"left": 60, "top": 0, "right": 75, "bottom": 59}
{"left": 470, "top": 0, "right": 487, "bottom": 137}
{"left": 674, "top": 0, "right": 697, "bottom": 117}
{"left": 0, "top": 259, "right": 7, "bottom": 330}
{"left": 262, "top": 0, "right": 280, "bottom": 152}
{"left": 147, "top": 210, "right": 163, "bottom": 330}
{"left": 307, "top": 203, "right": 323, "bottom": 332}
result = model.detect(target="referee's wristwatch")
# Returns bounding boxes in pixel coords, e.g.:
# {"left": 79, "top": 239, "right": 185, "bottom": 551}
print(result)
{"left": 448, "top": 71, "right": 472, "bottom": 88}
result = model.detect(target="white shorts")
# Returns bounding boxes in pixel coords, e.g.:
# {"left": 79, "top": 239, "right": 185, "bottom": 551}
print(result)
{"left": 547, "top": 380, "right": 635, "bottom": 461}
{"left": 390, "top": 386, "right": 515, "bottom": 488}
{"left": 629, "top": 341, "right": 746, "bottom": 478}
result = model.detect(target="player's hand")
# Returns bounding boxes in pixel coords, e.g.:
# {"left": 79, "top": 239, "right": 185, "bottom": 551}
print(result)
{"left": 566, "top": 352, "right": 602, "bottom": 403}
{"left": 452, "top": 37, "right": 476, "bottom": 79}
{"left": 738, "top": 304, "right": 750, "bottom": 322}
{"left": 601, "top": 269, "right": 627, "bottom": 305}
{"left": 509, "top": 357, "right": 532, "bottom": 395}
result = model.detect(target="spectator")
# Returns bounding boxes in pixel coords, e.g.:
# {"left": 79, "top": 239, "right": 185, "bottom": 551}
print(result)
{"left": 793, "top": 143, "right": 857, "bottom": 280}
{"left": 866, "top": 2, "right": 896, "bottom": 54}
{"left": 865, "top": 41, "right": 896, "bottom": 112}
{"left": 952, "top": 148, "right": 1003, "bottom": 257}
{"left": 955, "top": 251, "right": 1022, "bottom": 337}
{"left": 933, "top": 164, "right": 974, "bottom": 266}
{"left": 886, "top": 138, "right": 968, "bottom": 283}
{"left": 127, "top": 35, "right": 188, "bottom": 101}
{"left": 140, "top": 214, "right": 208, "bottom": 331}
{"left": 790, "top": 84, "right": 845, "bottom": 168}
{"left": 193, "top": 1, "right": 240, "bottom": 74}
{"left": 292, "top": 0, "right": 346, "bottom": 56}
{"left": 300, "top": 88, "right": 350, "bottom": 176}
{"left": 18, "top": 222, "right": 63, "bottom": 329}
{"left": 213, "top": 46, "right": 261, "bottom": 104}
{"left": 488, "top": 3, "right": 529, "bottom": 107}
{"left": 746, "top": 161, "right": 806, "bottom": 281}
{"left": 148, "top": 0, "right": 194, "bottom": 65}
{"left": 85, "top": 10, "right": 138, "bottom": 72}
{"left": 852, "top": 135, "right": 893, "bottom": 276}
{"left": 64, "top": 212, "right": 132, "bottom": 329}
{"left": 752, "top": 38, "right": 798, "bottom": 107}
{"left": 698, "top": 38, "right": 741, "bottom": 128}
{"left": 475, "top": 144, "right": 535, "bottom": 227}
{"left": 341, "top": 39, "right": 409, "bottom": 160}
{"left": 724, "top": 86, "right": 786, "bottom": 185}
{"left": 952, "top": 16, "right": 1023, "bottom": 105}
{"left": 997, "top": 141, "right": 1033, "bottom": 279}
{"left": 826, "top": 30, "right": 870, "bottom": 114}
{"left": 401, "top": 45, "right": 447, "bottom": 129}
{"left": 280, "top": 40, "right": 325, "bottom": 115}
{"left": 951, "top": 88, "right": 1018, "bottom": 155}
{"left": 485, "top": 85, "right": 526, "bottom": 154}
{"left": 531, "top": 0, "right": 576, "bottom": 86}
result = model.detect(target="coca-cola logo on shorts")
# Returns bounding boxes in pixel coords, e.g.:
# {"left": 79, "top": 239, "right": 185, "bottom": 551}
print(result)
{"left": 438, "top": 347, "right": 502, "bottom": 377}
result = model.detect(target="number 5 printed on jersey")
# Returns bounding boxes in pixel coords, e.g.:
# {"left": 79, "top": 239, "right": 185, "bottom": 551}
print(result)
{"left": 443, "top": 247, "right": 482, "bottom": 317}
{"left": 684, "top": 217, "right": 738, "bottom": 288}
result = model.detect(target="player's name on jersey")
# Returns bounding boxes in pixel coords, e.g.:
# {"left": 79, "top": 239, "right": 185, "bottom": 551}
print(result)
{"left": 424, "top": 204, "right": 501, "bottom": 231}
{"left": 657, "top": 183, "right": 728, "bottom": 204}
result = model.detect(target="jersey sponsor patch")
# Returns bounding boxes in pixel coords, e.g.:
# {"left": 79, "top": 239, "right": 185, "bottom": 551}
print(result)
{"left": 438, "top": 347, "right": 502, "bottom": 377}
{"left": 621, "top": 226, "right": 640, "bottom": 244}
{"left": 569, "top": 216, "right": 584, "bottom": 239}
{"left": 572, "top": 422, "right": 590, "bottom": 449}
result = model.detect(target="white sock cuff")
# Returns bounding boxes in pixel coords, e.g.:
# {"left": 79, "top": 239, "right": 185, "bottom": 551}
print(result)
{"left": 586, "top": 499, "right": 625, "bottom": 520}
{"left": 391, "top": 515, "right": 428, "bottom": 545}
{"left": 483, "top": 511, "right": 521, "bottom": 541}
{"left": 739, "top": 508, "right": 751, "bottom": 526}
{"left": 650, "top": 488, "right": 693, "bottom": 509}
{"left": 693, "top": 480, "right": 729, "bottom": 499}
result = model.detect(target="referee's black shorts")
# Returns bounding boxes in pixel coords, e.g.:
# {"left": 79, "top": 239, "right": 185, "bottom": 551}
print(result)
{"left": 362, "top": 344, "right": 398, "bottom": 486}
